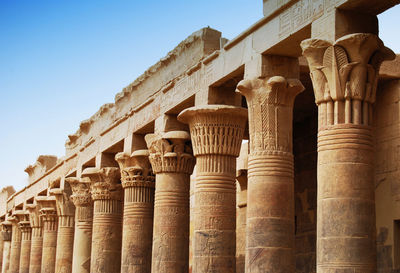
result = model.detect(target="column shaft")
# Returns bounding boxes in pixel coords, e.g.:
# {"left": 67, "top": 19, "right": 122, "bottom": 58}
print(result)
{"left": 1, "top": 227, "right": 12, "bottom": 273}
{"left": 91, "top": 199, "right": 122, "bottom": 273}
{"left": 19, "top": 223, "right": 31, "bottom": 273}
{"left": 301, "top": 33, "right": 395, "bottom": 272}
{"left": 55, "top": 216, "right": 74, "bottom": 273}
{"left": 9, "top": 222, "right": 21, "bottom": 273}
{"left": 72, "top": 207, "right": 92, "bottom": 273}
{"left": 40, "top": 211, "right": 58, "bottom": 273}
{"left": 146, "top": 131, "right": 195, "bottom": 273}
{"left": 29, "top": 227, "right": 43, "bottom": 273}
{"left": 152, "top": 173, "right": 190, "bottom": 272}
{"left": 317, "top": 125, "right": 375, "bottom": 272}
{"left": 66, "top": 177, "right": 93, "bottom": 273}
{"left": 195, "top": 155, "right": 237, "bottom": 272}
{"left": 116, "top": 150, "right": 155, "bottom": 273}
{"left": 83, "top": 167, "right": 123, "bottom": 273}
{"left": 1, "top": 241, "right": 10, "bottom": 273}
{"left": 237, "top": 74, "right": 303, "bottom": 273}
{"left": 178, "top": 105, "right": 247, "bottom": 273}
{"left": 122, "top": 185, "right": 154, "bottom": 272}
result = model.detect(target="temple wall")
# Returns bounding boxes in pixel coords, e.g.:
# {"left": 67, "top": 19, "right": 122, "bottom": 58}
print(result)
{"left": 293, "top": 81, "right": 318, "bottom": 273}
{"left": 375, "top": 79, "right": 400, "bottom": 273}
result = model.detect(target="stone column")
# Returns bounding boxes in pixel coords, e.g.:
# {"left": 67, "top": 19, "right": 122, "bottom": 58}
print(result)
{"left": 115, "top": 150, "right": 155, "bottom": 273}
{"left": 82, "top": 167, "right": 122, "bottom": 273}
{"left": 50, "top": 186, "right": 75, "bottom": 273}
{"left": 145, "top": 131, "right": 196, "bottom": 273}
{"left": 9, "top": 215, "right": 22, "bottom": 273}
{"left": 18, "top": 220, "right": 31, "bottom": 273}
{"left": 26, "top": 204, "right": 43, "bottom": 273}
{"left": 66, "top": 177, "right": 93, "bottom": 273}
{"left": 1, "top": 221, "right": 12, "bottom": 273}
{"left": 178, "top": 105, "right": 247, "bottom": 273}
{"left": 301, "top": 34, "right": 395, "bottom": 273}
{"left": 37, "top": 197, "right": 58, "bottom": 273}
{"left": 237, "top": 66, "right": 304, "bottom": 272}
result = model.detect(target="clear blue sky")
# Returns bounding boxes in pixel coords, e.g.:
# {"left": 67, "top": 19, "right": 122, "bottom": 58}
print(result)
{"left": 0, "top": 1, "right": 399, "bottom": 191}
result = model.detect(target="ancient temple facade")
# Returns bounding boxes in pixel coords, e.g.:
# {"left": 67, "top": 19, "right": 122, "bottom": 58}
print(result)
{"left": 1, "top": 0, "right": 400, "bottom": 272}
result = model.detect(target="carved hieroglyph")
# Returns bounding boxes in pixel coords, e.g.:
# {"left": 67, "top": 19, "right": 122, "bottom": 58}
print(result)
{"left": 18, "top": 216, "right": 32, "bottom": 273}
{"left": 178, "top": 105, "right": 247, "bottom": 273}
{"left": 301, "top": 33, "right": 395, "bottom": 273}
{"left": 50, "top": 183, "right": 75, "bottom": 273}
{"left": 83, "top": 167, "right": 122, "bottom": 273}
{"left": 237, "top": 75, "right": 304, "bottom": 272}
{"left": 115, "top": 150, "right": 155, "bottom": 273}
{"left": 1, "top": 221, "right": 12, "bottom": 273}
{"left": 8, "top": 215, "right": 21, "bottom": 273}
{"left": 26, "top": 204, "right": 43, "bottom": 273}
{"left": 37, "top": 197, "right": 58, "bottom": 273}
{"left": 66, "top": 177, "right": 93, "bottom": 273}
{"left": 145, "top": 131, "right": 195, "bottom": 273}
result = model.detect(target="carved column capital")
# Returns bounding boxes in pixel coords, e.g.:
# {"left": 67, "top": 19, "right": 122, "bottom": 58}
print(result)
{"left": 301, "top": 33, "right": 395, "bottom": 127}
{"left": 1, "top": 221, "right": 12, "bottom": 241}
{"left": 39, "top": 208, "right": 57, "bottom": 223}
{"left": 49, "top": 188, "right": 75, "bottom": 215}
{"left": 66, "top": 177, "right": 93, "bottom": 207}
{"left": 115, "top": 150, "right": 155, "bottom": 187}
{"left": 145, "top": 131, "right": 195, "bottom": 174}
{"left": 18, "top": 220, "right": 31, "bottom": 235}
{"left": 178, "top": 105, "right": 248, "bottom": 157}
{"left": 82, "top": 167, "right": 122, "bottom": 201}
{"left": 237, "top": 76, "right": 304, "bottom": 154}
{"left": 16, "top": 211, "right": 31, "bottom": 231}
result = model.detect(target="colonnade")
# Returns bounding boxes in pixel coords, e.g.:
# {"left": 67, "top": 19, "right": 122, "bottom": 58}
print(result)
{"left": 0, "top": 32, "right": 394, "bottom": 273}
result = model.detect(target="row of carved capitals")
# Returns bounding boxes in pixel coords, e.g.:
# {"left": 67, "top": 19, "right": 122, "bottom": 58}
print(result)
{"left": 1, "top": 221, "right": 12, "bottom": 241}
{"left": 81, "top": 167, "right": 122, "bottom": 201}
{"left": 177, "top": 105, "right": 248, "bottom": 157}
{"left": 301, "top": 33, "right": 395, "bottom": 127}
{"left": 66, "top": 177, "right": 92, "bottom": 207}
{"left": 116, "top": 150, "right": 155, "bottom": 188}
{"left": 145, "top": 131, "right": 195, "bottom": 174}
{"left": 237, "top": 76, "right": 304, "bottom": 154}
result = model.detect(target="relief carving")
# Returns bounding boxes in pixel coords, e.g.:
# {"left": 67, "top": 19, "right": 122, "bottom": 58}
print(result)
{"left": 115, "top": 150, "right": 155, "bottom": 189}
{"left": 82, "top": 167, "right": 122, "bottom": 201}
{"left": 301, "top": 33, "right": 395, "bottom": 127}
{"left": 237, "top": 76, "right": 304, "bottom": 154}
{"left": 145, "top": 131, "right": 195, "bottom": 174}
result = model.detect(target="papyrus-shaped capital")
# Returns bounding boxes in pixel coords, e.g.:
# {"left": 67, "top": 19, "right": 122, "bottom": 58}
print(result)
{"left": 145, "top": 131, "right": 195, "bottom": 174}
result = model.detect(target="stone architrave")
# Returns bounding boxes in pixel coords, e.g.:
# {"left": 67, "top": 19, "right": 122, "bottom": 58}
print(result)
{"left": 237, "top": 74, "right": 304, "bottom": 272}
{"left": 301, "top": 33, "right": 395, "bottom": 273}
{"left": 1, "top": 221, "right": 12, "bottom": 273}
{"left": 145, "top": 131, "right": 196, "bottom": 273}
{"left": 18, "top": 218, "right": 32, "bottom": 273}
{"left": 50, "top": 184, "right": 75, "bottom": 273}
{"left": 82, "top": 167, "right": 123, "bottom": 273}
{"left": 66, "top": 177, "right": 93, "bottom": 273}
{"left": 8, "top": 215, "right": 22, "bottom": 273}
{"left": 37, "top": 197, "right": 58, "bottom": 273}
{"left": 178, "top": 105, "right": 247, "bottom": 273}
{"left": 26, "top": 204, "right": 43, "bottom": 273}
{"left": 115, "top": 150, "right": 155, "bottom": 273}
